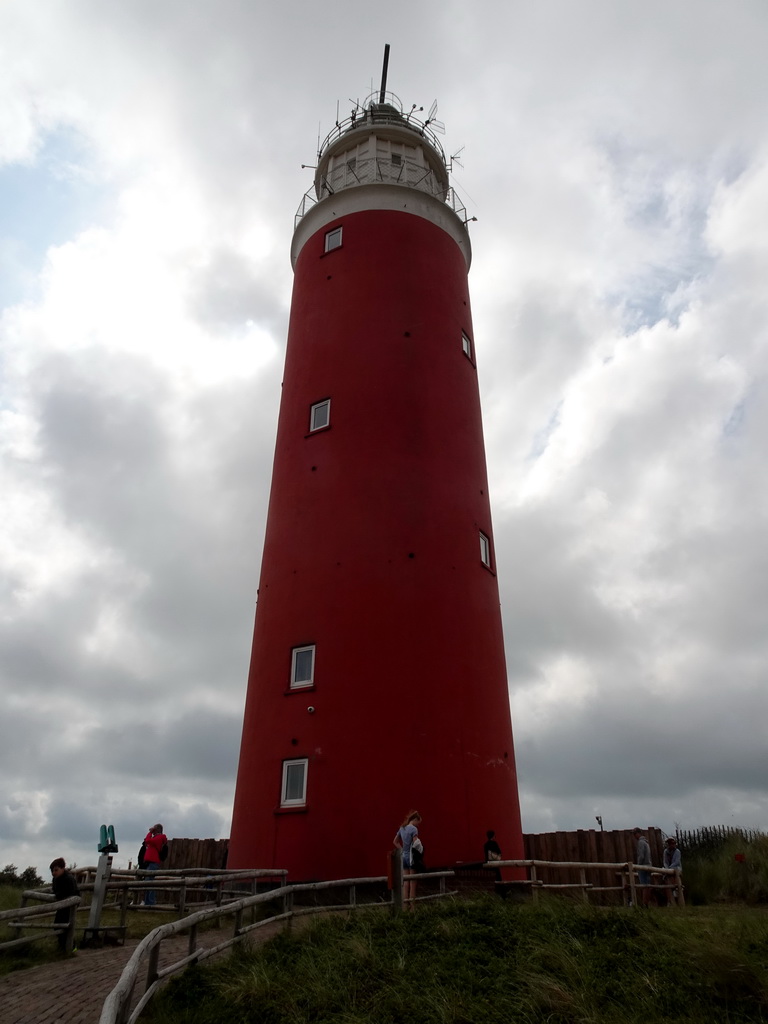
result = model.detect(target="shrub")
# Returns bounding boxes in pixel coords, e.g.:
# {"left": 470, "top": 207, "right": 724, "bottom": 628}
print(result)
{"left": 678, "top": 832, "right": 768, "bottom": 905}
{"left": 0, "top": 865, "right": 44, "bottom": 889}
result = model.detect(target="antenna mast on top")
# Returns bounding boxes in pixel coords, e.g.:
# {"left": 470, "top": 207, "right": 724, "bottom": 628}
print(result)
{"left": 379, "top": 43, "right": 390, "bottom": 103}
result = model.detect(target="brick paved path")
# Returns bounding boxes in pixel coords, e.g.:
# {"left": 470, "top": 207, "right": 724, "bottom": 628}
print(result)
{"left": 0, "top": 923, "right": 275, "bottom": 1024}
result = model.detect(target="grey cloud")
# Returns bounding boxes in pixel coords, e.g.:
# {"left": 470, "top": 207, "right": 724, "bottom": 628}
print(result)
{"left": 86, "top": 709, "right": 242, "bottom": 783}
{"left": 187, "top": 248, "right": 288, "bottom": 334}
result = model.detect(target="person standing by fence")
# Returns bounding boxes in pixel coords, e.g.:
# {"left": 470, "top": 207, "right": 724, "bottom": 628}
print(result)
{"left": 393, "top": 811, "right": 422, "bottom": 910}
{"left": 632, "top": 827, "right": 652, "bottom": 907}
{"left": 663, "top": 836, "right": 682, "bottom": 905}
{"left": 49, "top": 858, "right": 79, "bottom": 952}
{"left": 141, "top": 823, "right": 167, "bottom": 906}
{"left": 483, "top": 829, "right": 503, "bottom": 883}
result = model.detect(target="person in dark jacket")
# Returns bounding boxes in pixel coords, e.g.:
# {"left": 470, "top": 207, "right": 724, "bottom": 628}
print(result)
{"left": 50, "top": 858, "right": 79, "bottom": 951}
{"left": 483, "top": 830, "right": 503, "bottom": 882}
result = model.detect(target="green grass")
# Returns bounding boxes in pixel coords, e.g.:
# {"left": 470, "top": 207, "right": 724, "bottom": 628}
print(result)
{"left": 682, "top": 835, "right": 768, "bottom": 905}
{"left": 146, "top": 896, "right": 768, "bottom": 1024}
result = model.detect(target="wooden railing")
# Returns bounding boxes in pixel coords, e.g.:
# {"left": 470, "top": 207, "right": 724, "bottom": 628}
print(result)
{"left": 93, "top": 854, "right": 680, "bottom": 1023}
{"left": 100, "top": 869, "right": 457, "bottom": 1024}
{"left": 75, "top": 867, "right": 287, "bottom": 919}
{"left": 1, "top": 869, "right": 287, "bottom": 953}
{"left": 489, "top": 859, "right": 684, "bottom": 906}
{"left": 0, "top": 895, "right": 82, "bottom": 953}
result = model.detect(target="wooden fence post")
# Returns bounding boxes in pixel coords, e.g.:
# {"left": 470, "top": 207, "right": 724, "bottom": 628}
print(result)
{"left": 145, "top": 943, "right": 160, "bottom": 992}
{"left": 675, "top": 869, "right": 685, "bottom": 908}
{"left": 579, "top": 868, "right": 589, "bottom": 904}
{"left": 627, "top": 862, "right": 637, "bottom": 908}
{"left": 284, "top": 890, "right": 294, "bottom": 933}
{"left": 530, "top": 863, "right": 539, "bottom": 903}
{"left": 178, "top": 880, "right": 187, "bottom": 917}
{"left": 120, "top": 887, "right": 129, "bottom": 929}
{"left": 64, "top": 903, "right": 77, "bottom": 954}
{"left": 391, "top": 850, "right": 403, "bottom": 915}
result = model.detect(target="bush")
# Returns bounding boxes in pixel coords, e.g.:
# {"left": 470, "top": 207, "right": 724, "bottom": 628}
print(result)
{"left": 0, "top": 865, "right": 44, "bottom": 889}
{"left": 681, "top": 835, "right": 768, "bottom": 905}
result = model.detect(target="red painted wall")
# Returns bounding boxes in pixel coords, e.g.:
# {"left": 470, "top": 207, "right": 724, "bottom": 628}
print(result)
{"left": 229, "top": 208, "right": 524, "bottom": 880}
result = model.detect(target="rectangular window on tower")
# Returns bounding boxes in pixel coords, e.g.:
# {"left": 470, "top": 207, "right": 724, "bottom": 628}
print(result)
{"left": 324, "top": 227, "right": 343, "bottom": 252}
{"left": 281, "top": 759, "right": 308, "bottom": 806}
{"left": 309, "top": 399, "right": 331, "bottom": 432}
{"left": 462, "top": 331, "right": 473, "bottom": 360}
{"left": 291, "top": 645, "right": 315, "bottom": 689}
{"left": 479, "top": 531, "right": 492, "bottom": 568}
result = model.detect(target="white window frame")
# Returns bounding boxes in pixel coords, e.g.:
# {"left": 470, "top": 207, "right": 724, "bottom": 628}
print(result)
{"left": 325, "top": 227, "right": 343, "bottom": 252}
{"left": 462, "top": 331, "right": 472, "bottom": 359}
{"left": 309, "top": 399, "right": 330, "bottom": 432}
{"left": 479, "top": 531, "right": 491, "bottom": 567}
{"left": 291, "top": 645, "right": 315, "bottom": 689}
{"left": 281, "top": 758, "right": 308, "bottom": 807}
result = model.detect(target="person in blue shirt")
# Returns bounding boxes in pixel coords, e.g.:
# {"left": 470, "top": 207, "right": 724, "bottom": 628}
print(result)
{"left": 393, "top": 810, "right": 422, "bottom": 908}
{"left": 663, "top": 836, "right": 682, "bottom": 905}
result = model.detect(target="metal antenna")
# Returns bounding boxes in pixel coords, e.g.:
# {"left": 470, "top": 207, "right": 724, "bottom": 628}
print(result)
{"left": 424, "top": 99, "right": 445, "bottom": 134}
{"left": 448, "top": 146, "right": 465, "bottom": 172}
{"left": 379, "top": 43, "right": 390, "bottom": 103}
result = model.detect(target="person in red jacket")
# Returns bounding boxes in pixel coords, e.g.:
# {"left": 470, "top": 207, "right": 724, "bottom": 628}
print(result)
{"left": 141, "top": 823, "right": 167, "bottom": 906}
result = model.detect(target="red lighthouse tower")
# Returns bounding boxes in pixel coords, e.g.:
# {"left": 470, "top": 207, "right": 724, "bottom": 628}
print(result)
{"left": 229, "top": 54, "right": 524, "bottom": 880}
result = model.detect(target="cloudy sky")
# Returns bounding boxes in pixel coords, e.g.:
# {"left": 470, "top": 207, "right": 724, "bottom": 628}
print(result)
{"left": 2, "top": 0, "right": 767, "bottom": 874}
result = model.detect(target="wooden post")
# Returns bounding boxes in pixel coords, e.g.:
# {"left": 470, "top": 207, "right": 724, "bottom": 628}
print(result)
{"left": 234, "top": 907, "right": 243, "bottom": 937}
{"left": 178, "top": 880, "right": 187, "bottom": 917}
{"left": 627, "top": 862, "right": 637, "bottom": 908}
{"left": 284, "top": 890, "right": 294, "bottom": 932}
{"left": 675, "top": 869, "right": 685, "bottom": 908}
{"left": 579, "top": 868, "right": 589, "bottom": 904}
{"left": 391, "top": 850, "right": 403, "bottom": 915}
{"left": 146, "top": 943, "right": 160, "bottom": 992}
{"left": 188, "top": 922, "right": 198, "bottom": 958}
{"left": 120, "top": 887, "right": 129, "bottom": 929}
{"left": 63, "top": 902, "right": 77, "bottom": 954}
{"left": 216, "top": 880, "right": 223, "bottom": 907}
{"left": 251, "top": 876, "right": 258, "bottom": 924}
{"left": 530, "top": 863, "right": 539, "bottom": 903}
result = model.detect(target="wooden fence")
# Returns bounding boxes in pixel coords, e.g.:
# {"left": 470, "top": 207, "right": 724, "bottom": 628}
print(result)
{"left": 164, "top": 837, "right": 228, "bottom": 872}
{"left": 674, "top": 825, "right": 765, "bottom": 850}
{"left": 165, "top": 829, "right": 667, "bottom": 889}
{"left": 522, "top": 828, "right": 666, "bottom": 888}
{"left": 0, "top": 895, "right": 81, "bottom": 954}
{"left": 99, "top": 869, "right": 457, "bottom": 1024}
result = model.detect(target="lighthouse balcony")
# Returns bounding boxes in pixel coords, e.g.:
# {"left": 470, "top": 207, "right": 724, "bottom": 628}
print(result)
{"left": 294, "top": 161, "right": 467, "bottom": 228}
